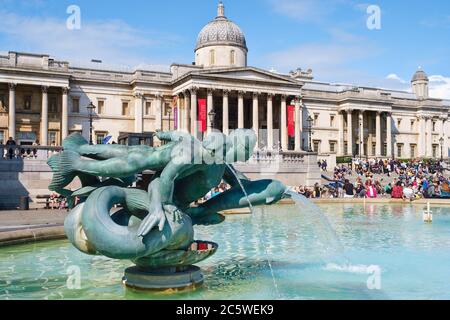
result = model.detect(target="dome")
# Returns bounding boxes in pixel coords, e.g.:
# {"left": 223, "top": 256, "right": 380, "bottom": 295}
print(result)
{"left": 412, "top": 68, "right": 429, "bottom": 82}
{"left": 195, "top": 2, "right": 247, "bottom": 52}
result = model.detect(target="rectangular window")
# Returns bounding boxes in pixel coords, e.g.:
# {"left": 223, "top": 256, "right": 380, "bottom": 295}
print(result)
{"left": 145, "top": 101, "right": 153, "bottom": 115}
{"left": 372, "top": 143, "right": 376, "bottom": 156}
{"left": 330, "top": 115, "right": 335, "bottom": 127}
{"left": 410, "top": 120, "right": 415, "bottom": 131}
{"left": 97, "top": 100, "right": 105, "bottom": 115}
{"left": 329, "top": 141, "right": 336, "bottom": 153}
{"left": 432, "top": 145, "right": 438, "bottom": 158}
{"left": 48, "top": 131, "right": 57, "bottom": 146}
{"left": 397, "top": 118, "right": 402, "bottom": 129}
{"left": 397, "top": 144, "right": 403, "bottom": 158}
{"left": 313, "top": 114, "right": 319, "bottom": 126}
{"left": 383, "top": 143, "right": 387, "bottom": 156}
{"left": 24, "top": 95, "right": 32, "bottom": 110}
{"left": 432, "top": 121, "right": 436, "bottom": 132}
{"left": 410, "top": 144, "right": 416, "bottom": 158}
{"left": 0, "top": 129, "right": 5, "bottom": 144}
{"left": 49, "top": 97, "right": 57, "bottom": 113}
{"left": 210, "top": 50, "right": 215, "bottom": 65}
{"left": 122, "top": 101, "right": 129, "bottom": 116}
{"left": 230, "top": 50, "right": 235, "bottom": 65}
{"left": 72, "top": 98, "right": 80, "bottom": 113}
{"left": 313, "top": 140, "right": 320, "bottom": 153}
{"left": 96, "top": 132, "right": 107, "bottom": 145}
{"left": 164, "top": 102, "right": 172, "bottom": 116}
{"left": 344, "top": 142, "right": 348, "bottom": 155}
{"left": 0, "top": 95, "right": 5, "bottom": 112}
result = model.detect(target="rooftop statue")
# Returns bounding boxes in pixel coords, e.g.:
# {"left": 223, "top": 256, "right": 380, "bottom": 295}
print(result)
{"left": 47, "top": 129, "right": 287, "bottom": 290}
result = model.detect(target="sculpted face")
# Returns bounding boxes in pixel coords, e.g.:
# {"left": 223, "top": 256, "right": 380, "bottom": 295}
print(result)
{"left": 226, "top": 129, "right": 256, "bottom": 163}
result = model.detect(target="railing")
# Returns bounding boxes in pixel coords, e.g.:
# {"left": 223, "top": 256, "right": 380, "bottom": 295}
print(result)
{"left": 249, "top": 150, "right": 308, "bottom": 164}
{"left": 0, "top": 146, "right": 62, "bottom": 160}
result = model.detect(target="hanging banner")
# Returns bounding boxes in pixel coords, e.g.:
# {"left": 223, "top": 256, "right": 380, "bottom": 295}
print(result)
{"left": 287, "top": 105, "right": 295, "bottom": 137}
{"left": 198, "top": 99, "right": 207, "bottom": 132}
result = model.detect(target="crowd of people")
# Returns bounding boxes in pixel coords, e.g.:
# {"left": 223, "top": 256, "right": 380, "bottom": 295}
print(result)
{"left": 294, "top": 158, "right": 450, "bottom": 200}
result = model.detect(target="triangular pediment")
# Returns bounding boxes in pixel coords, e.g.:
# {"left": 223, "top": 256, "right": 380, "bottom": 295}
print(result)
{"left": 197, "top": 67, "right": 299, "bottom": 84}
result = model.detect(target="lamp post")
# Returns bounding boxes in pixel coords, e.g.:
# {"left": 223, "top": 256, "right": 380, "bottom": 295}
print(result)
{"left": 439, "top": 136, "right": 444, "bottom": 161}
{"left": 208, "top": 109, "right": 216, "bottom": 130}
{"left": 307, "top": 115, "right": 313, "bottom": 152}
{"left": 86, "top": 102, "right": 96, "bottom": 145}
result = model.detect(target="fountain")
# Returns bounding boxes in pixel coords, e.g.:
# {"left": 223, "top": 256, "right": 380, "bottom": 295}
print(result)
{"left": 47, "top": 129, "right": 287, "bottom": 291}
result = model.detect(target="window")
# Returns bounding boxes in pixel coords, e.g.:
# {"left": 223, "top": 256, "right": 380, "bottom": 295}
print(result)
{"left": 48, "top": 131, "right": 57, "bottom": 146}
{"left": 397, "top": 144, "right": 403, "bottom": 158}
{"left": 0, "top": 95, "right": 5, "bottom": 112}
{"left": 122, "top": 101, "right": 129, "bottom": 116}
{"left": 372, "top": 143, "right": 376, "bottom": 156}
{"left": 72, "top": 98, "right": 80, "bottom": 113}
{"left": 96, "top": 132, "right": 107, "bottom": 145}
{"left": 313, "top": 140, "right": 320, "bottom": 153}
{"left": 0, "top": 129, "right": 5, "bottom": 144}
{"left": 97, "top": 100, "right": 105, "bottom": 115}
{"left": 330, "top": 115, "right": 335, "bottom": 127}
{"left": 145, "top": 101, "right": 153, "bottom": 115}
{"left": 49, "top": 98, "right": 57, "bottom": 113}
{"left": 432, "top": 121, "right": 436, "bottom": 132}
{"left": 209, "top": 50, "right": 215, "bottom": 65}
{"left": 329, "top": 141, "right": 336, "bottom": 153}
{"left": 164, "top": 102, "right": 172, "bottom": 116}
{"left": 230, "top": 50, "right": 235, "bottom": 65}
{"left": 397, "top": 118, "right": 402, "bottom": 129}
{"left": 383, "top": 143, "right": 387, "bottom": 156}
{"left": 313, "top": 114, "right": 319, "bottom": 126}
{"left": 432, "top": 145, "right": 438, "bottom": 158}
{"left": 344, "top": 142, "right": 348, "bottom": 155}
{"left": 410, "top": 144, "right": 416, "bottom": 158}
{"left": 24, "top": 95, "right": 32, "bottom": 110}
{"left": 410, "top": 120, "right": 415, "bottom": 131}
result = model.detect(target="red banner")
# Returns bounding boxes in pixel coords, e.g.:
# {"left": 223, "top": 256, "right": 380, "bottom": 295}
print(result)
{"left": 198, "top": 99, "right": 207, "bottom": 132}
{"left": 287, "top": 105, "right": 295, "bottom": 137}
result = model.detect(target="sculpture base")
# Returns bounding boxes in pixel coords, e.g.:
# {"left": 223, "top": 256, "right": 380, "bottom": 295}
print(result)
{"left": 122, "top": 265, "right": 204, "bottom": 293}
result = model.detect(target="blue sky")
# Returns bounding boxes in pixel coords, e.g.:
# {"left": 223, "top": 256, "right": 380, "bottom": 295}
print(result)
{"left": 0, "top": 0, "right": 449, "bottom": 98}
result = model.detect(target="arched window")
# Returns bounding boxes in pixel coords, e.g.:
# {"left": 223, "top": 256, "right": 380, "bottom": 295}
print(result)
{"left": 209, "top": 50, "right": 215, "bottom": 65}
{"left": 230, "top": 50, "right": 235, "bottom": 65}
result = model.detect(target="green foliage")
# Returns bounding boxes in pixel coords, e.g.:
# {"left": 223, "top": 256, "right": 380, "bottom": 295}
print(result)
{"left": 336, "top": 156, "right": 352, "bottom": 164}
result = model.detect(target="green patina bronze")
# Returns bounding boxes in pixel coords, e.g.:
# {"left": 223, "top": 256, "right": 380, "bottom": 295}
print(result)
{"left": 47, "top": 129, "right": 287, "bottom": 284}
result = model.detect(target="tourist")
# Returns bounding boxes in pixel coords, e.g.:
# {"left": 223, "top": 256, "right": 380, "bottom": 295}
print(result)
{"left": 385, "top": 183, "right": 392, "bottom": 195}
{"left": 365, "top": 180, "right": 377, "bottom": 198}
{"left": 343, "top": 179, "right": 355, "bottom": 198}
{"left": 0, "top": 140, "right": 3, "bottom": 159}
{"left": 391, "top": 181, "right": 403, "bottom": 199}
{"left": 6, "top": 137, "right": 16, "bottom": 159}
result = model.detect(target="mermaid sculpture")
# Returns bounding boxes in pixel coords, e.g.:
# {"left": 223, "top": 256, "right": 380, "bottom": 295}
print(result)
{"left": 48, "top": 129, "right": 287, "bottom": 290}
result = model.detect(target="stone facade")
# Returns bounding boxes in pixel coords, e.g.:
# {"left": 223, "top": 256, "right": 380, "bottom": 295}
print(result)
{"left": 0, "top": 2, "right": 449, "bottom": 160}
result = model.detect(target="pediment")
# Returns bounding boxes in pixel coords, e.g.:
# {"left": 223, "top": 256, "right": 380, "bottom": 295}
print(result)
{"left": 197, "top": 67, "right": 298, "bottom": 84}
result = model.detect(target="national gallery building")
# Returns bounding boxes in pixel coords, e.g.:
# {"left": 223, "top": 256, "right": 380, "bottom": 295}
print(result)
{"left": 0, "top": 2, "right": 449, "bottom": 159}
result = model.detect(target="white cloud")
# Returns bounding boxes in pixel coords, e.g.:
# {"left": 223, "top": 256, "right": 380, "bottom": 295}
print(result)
{"left": 386, "top": 74, "right": 407, "bottom": 84}
{"left": 429, "top": 75, "right": 450, "bottom": 100}
{"left": 0, "top": 10, "right": 180, "bottom": 68}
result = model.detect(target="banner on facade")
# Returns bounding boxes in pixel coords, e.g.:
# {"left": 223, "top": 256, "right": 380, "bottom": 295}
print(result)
{"left": 172, "top": 96, "right": 178, "bottom": 129}
{"left": 198, "top": 99, "right": 207, "bottom": 132}
{"left": 287, "top": 105, "right": 295, "bottom": 137}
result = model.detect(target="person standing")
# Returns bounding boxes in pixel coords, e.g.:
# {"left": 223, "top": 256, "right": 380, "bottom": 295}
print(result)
{"left": 6, "top": 137, "right": 16, "bottom": 160}
{"left": 343, "top": 179, "right": 355, "bottom": 198}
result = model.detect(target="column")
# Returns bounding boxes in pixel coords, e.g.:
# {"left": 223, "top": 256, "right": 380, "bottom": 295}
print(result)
{"left": 418, "top": 116, "right": 426, "bottom": 157}
{"left": 155, "top": 93, "right": 163, "bottom": 132}
{"left": 280, "top": 95, "right": 288, "bottom": 151}
{"left": 134, "top": 93, "right": 144, "bottom": 133}
{"left": 386, "top": 113, "right": 392, "bottom": 158}
{"left": 426, "top": 117, "right": 433, "bottom": 157}
{"left": 266, "top": 93, "right": 274, "bottom": 150}
{"left": 338, "top": 112, "right": 344, "bottom": 155}
{"left": 358, "top": 110, "right": 364, "bottom": 157}
{"left": 222, "top": 90, "right": 229, "bottom": 135}
{"left": 8, "top": 83, "right": 16, "bottom": 140}
{"left": 61, "top": 87, "right": 69, "bottom": 140}
{"left": 375, "top": 111, "right": 381, "bottom": 157}
{"left": 346, "top": 109, "right": 353, "bottom": 156}
{"left": 252, "top": 92, "right": 259, "bottom": 143}
{"left": 294, "top": 96, "right": 302, "bottom": 151}
{"left": 184, "top": 91, "right": 190, "bottom": 132}
{"left": 238, "top": 91, "right": 244, "bottom": 129}
{"left": 190, "top": 87, "right": 198, "bottom": 137}
{"left": 441, "top": 117, "right": 448, "bottom": 159}
{"left": 41, "top": 86, "right": 49, "bottom": 146}
{"left": 176, "top": 94, "right": 182, "bottom": 131}
{"left": 206, "top": 89, "right": 213, "bottom": 134}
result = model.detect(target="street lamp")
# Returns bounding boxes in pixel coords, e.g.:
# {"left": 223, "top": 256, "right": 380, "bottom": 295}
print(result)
{"left": 307, "top": 115, "right": 313, "bottom": 152}
{"left": 439, "top": 136, "right": 444, "bottom": 161}
{"left": 208, "top": 109, "right": 216, "bottom": 130}
{"left": 86, "top": 102, "right": 96, "bottom": 145}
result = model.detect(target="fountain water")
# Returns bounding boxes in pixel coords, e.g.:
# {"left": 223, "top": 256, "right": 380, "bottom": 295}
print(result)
{"left": 225, "top": 164, "right": 281, "bottom": 299}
